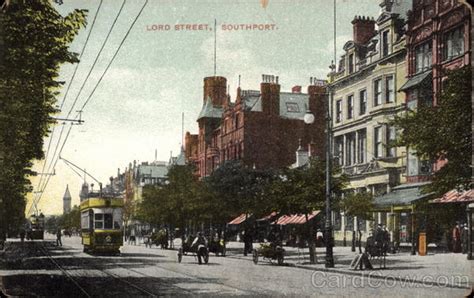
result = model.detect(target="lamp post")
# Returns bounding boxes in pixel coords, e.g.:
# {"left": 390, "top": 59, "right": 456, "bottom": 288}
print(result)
{"left": 304, "top": 77, "right": 335, "bottom": 268}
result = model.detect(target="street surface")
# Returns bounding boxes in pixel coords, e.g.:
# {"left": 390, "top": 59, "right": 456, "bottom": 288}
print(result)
{"left": 0, "top": 235, "right": 471, "bottom": 297}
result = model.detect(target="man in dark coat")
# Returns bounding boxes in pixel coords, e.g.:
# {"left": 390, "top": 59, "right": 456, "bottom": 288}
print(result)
{"left": 452, "top": 222, "right": 461, "bottom": 253}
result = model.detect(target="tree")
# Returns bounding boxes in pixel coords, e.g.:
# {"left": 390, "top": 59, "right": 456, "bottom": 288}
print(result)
{"left": 204, "top": 160, "right": 276, "bottom": 221}
{"left": 393, "top": 66, "right": 472, "bottom": 195}
{"left": 339, "top": 192, "right": 374, "bottom": 253}
{"left": 265, "top": 157, "right": 347, "bottom": 263}
{"left": 0, "top": 1, "right": 87, "bottom": 235}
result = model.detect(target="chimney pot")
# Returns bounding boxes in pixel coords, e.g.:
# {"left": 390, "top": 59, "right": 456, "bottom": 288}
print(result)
{"left": 292, "top": 85, "right": 302, "bottom": 93}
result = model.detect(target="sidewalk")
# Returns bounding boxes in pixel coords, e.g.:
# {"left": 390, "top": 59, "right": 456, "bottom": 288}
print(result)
{"left": 223, "top": 241, "right": 473, "bottom": 290}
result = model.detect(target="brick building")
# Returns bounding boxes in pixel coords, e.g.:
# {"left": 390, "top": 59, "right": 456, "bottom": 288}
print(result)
{"left": 185, "top": 75, "right": 327, "bottom": 177}
{"left": 400, "top": 0, "right": 471, "bottom": 183}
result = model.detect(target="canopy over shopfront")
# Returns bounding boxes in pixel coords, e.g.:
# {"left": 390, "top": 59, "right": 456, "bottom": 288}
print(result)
{"left": 374, "top": 182, "right": 433, "bottom": 211}
{"left": 257, "top": 211, "right": 278, "bottom": 222}
{"left": 227, "top": 213, "right": 251, "bottom": 225}
{"left": 431, "top": 189, "right": 474, "bottom": 204}
{"left": 273, "top": 211, "right": 320, "bottom": 225}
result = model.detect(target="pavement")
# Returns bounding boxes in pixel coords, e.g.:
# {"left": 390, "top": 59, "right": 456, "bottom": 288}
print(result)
{"left": 0, "top": 236, "right": 472, "bottom": 297}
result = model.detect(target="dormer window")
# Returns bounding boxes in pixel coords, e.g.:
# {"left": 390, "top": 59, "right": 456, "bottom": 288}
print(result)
{"left": 382, "top": 30, "right": 389, "bottom": 57}
{"left": 348, "top": 54, "right": 354, "bottom": 74}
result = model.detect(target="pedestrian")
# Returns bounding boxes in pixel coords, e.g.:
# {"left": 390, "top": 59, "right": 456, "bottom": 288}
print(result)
{"left": 243, "top": 229, "right": 253, "bottom": 256}
{"left": 19, "top": 228, "right": 25, "bottom": 243}
{"left": 461, "top": 223, "right": 468, "bottom": 254}
{"left": 56, "top": 228, "right": 62, "bottom": 247}
{"left": 452, "top": 222, "right": 461, "bottom": 253}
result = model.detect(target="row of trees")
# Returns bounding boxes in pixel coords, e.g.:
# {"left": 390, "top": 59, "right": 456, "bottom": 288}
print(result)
{"left": 44, "top": 205, "right": 81, "bottom": 234}
{"left": 0, "top": 1, "right": 87, "bottom": 235}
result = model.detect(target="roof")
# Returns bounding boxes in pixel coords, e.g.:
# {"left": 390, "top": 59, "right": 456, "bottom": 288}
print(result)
{"left": 273, "top": 211, "right": 320, "bottom": 225}
{"left": 431, "top": 189, "right": 474, "bottom": 204}
{"left": 279, "top": 92, "right": 310, "bottom": 120}
{"left": 137, "top": 164, "right": 168, "bottom": 179}
{"left": 257, "top": 211, "right": 278, "bottom": 221}
{"left": 63, "top": 185, "right": 71, "bottom": 200}
{"left": 399, "top": 71, "right": 432, "bottom": 91}
{"left": 197, "top": 97, "right": 223, "bottom": 120}
{"left": 228, "top": 213, "right": 251, "bottom": 225}
{"left": 241, "top": 90, "right": 310, "bottom": 120}
{"left": 374, "top": 182, "right": 433, "bottom": 208}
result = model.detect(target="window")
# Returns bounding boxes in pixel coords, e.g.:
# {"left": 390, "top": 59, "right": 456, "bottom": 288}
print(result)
{"left": 359, "top": 89, "right": 367, "bottom": 115}
{"left": 348, "top": 54, "right": 354, "bottom": 74}
{"left": 94, "top": 213, "right": 103, "bottom": 229}
{"left": 347, "top": 95, "right": 354, "bottom": 119}
{"left": 382, "top": 30, "right": 389, "bottom": 57}
{"left": 386, "top": 126, "right": 396, "bottom": 157}
{"left": 334, "top": 136, "right": 344, "bottom": 166}
{"left": 345, "top": 133, "right": 356, "bottom": 165}
{"left": 443, "top": 26, "right": 464, "bottom": 61}
{"left": 286, "top": 102, "right": 300, "bottom": 113}
{"left": 374, "top": 127, "right": 383, "bottom": 158}
{"left": 357, "top": 129, "right": 366, "bottom": 164}
{"left": 415, "top": 41, "right": 432, "bottom": 73}
{"left": 336, "top": 99, "right": 342, "bottom": 123}
{"left": 385, "top": 76, "right": 394, "bottom": 103}
{"left": 374, "top": 79, "right": 382, "bottom": 106}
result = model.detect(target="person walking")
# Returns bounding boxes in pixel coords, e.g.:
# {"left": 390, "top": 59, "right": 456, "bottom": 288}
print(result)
{"left": 452, "top": 222, "right": 461, "bottom": 253}
{"left": 19, "top": 228, "right": 25, "bottom": 243}
{"left": 56, "top": 228, "right": 62, "bottom": 247}
{"left": 461, "top": 223, "right": 468, "bottom": 254}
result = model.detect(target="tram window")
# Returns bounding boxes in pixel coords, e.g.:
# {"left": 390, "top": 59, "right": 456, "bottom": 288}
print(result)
{"left": 94, "top": 214, "right": 104, "bottom": 229}
{"left": 104, "top": 214, "right": 113, "bottom": 229}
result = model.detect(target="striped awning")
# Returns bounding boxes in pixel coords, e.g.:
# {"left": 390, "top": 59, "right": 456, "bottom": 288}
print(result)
{"left": 431, "top": 189, "right": 474, "bottom": 204}
{"left": 273, "top": 211, "right": 320, "bottom": 225}
{"left": 228, "top": 213, "right": 250, "bottom": 225}
{"left": 257, "top": 211, "right": 278, "bottom": 221}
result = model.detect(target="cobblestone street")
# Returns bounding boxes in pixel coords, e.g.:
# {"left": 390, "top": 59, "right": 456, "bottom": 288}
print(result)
{"left": 0, "top": 236, "right": 471, "bottom": 297}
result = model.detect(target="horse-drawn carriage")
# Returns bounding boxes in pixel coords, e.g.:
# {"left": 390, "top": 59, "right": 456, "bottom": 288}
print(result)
{"left": 145, "top": 229, "right": 169, "bottom": 249}
{"left": 177, "top": 236, "right": 209, "bottom": 264}
{"left": 208, "top": 238, "right": 226, "bottom": 256}
{"left": 365, "top": 228, "right": 390, "bottom": 268}
{"left": 252, "top": 243, "right": 285, "bottom": 265}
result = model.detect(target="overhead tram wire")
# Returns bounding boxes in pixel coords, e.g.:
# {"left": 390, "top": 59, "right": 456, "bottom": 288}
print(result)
{"left": 30, "top": 0, "right": 149, "bottom": 214}
{"left": 78, "top": 0, "right": 149, "bottom": 112}
{"left": 38, "top": 0, "right": 126, "bottom": 194}
{"left": 28, "top": 0, "right": 125, "bottom": 214}
{"left": 29, "top": 0, "right": 125, "bottom": 215}
{"left": 65, "top": 0, "right": 126, "bottom": 119}
{"left": 30, "top": 0, "right": 104, "bottom": 212}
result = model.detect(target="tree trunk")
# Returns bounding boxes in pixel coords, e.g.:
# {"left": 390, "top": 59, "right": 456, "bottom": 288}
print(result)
{"left": 358, "top": 230, "right": 363, "bottom": 254}
{"left": 306, "top": 214, "right": 316, "bottom": 264}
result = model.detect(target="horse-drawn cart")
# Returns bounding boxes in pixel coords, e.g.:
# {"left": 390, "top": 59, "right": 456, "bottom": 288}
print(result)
{"left": 252, "top": 243, "right": 285, "bottom": 265}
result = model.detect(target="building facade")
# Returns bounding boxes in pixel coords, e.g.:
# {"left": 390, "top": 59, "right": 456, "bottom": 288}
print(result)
{"left": 400, "top": 0, "right": 471, "bottom": 183}
{"left": 185, "top": 75, "right": 327, "bottom": 177}
{"left": 329, "top": 0, "right": 410, "bottom": 244}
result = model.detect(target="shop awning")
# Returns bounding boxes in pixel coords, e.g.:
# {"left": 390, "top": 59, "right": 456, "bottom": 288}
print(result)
{"left": 398, "top": 71, "right": 432, "bottom": 91}
{"left": 228, "top": 213, "right": 251, "bottom": 225}
{"left": 431, "top": 189, "right": 474, "bottom": 204}
{"left": 257, "top": 211, "right": 278, "bottom": 221}
{"left": 374, "top": 182, "right": 433, "bottom": 209}
{"left": 273, "top": 211, "right": 320, "bottom": 225}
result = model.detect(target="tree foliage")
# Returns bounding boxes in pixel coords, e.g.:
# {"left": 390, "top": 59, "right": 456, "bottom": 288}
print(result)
{"left": 0, "top": 1, "right": 87, "bottom": 234}
{"left": 339, "top": 192, "right": 374, "bottom": 221}
{"left": 392, "top": 66, "right": 472, "bottom": 195}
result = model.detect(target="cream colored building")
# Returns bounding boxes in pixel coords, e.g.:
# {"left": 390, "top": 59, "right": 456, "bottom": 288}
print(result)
{"left": 329, "top": 0, "right": 410, "bottom": 245}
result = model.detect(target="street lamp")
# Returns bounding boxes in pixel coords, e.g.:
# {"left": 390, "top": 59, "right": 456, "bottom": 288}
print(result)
{"left": 304, "top": 78, "right": 335, "bottom": 268}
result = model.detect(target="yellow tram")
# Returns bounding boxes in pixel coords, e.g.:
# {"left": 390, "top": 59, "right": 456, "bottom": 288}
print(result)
{"left": 80, "top": 194, "right": 123, "bottom": 254}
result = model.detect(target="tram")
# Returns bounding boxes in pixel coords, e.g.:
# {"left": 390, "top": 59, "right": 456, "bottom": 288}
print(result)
{"left": 80, "top": 193, "right": 123, "bottom": 254}
{"left": 27, "top": 213, "right": 45, "bottom": 240}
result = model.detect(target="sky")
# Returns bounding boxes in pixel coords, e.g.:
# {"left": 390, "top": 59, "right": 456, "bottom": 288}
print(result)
{"left": 28, "top": 0, "right": 391, "bottom": 215}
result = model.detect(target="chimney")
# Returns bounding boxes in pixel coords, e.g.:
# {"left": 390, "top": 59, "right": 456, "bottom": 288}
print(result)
{"left": 260, "top": 74, "right": 280, "bottom": 115}
{"left": 203, "top": 76, "right": 227, "bottom": 107}
{"left": 307, "top": 79, "right": 327, "bottom": 159}
{"left": 292, "top": 85, "right": 302, "bottom": 93}
{"left": 351, "top": 16, "right": 376, "bottom": 45}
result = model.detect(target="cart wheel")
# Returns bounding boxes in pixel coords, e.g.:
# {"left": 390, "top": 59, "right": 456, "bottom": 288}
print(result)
{"left": 252, "top": 249, "right": 258, "bottom": 264}
{"left": 222, "top": 246, "right": 226, "bottom": 257}
{"left": 177, "top": 248, "right": 183, "bottom": 263}
{"left": 277, "top": 254, "right": 284, "bottom": 265}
